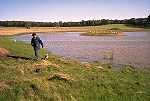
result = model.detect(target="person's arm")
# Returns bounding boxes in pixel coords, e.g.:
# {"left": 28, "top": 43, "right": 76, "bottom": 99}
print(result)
{"left": 31, "top": 38, "right": 34, "bottom": 46}
{"left": 38, "top": 37, "right": 44, "bottom": 48}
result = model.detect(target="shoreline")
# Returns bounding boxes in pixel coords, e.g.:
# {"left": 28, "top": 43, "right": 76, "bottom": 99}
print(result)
{"left": 0, "top": 24, "right": 150, "bottom": 36}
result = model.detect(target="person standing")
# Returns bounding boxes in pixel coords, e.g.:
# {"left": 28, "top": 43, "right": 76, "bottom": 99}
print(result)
{"left": 31, "top": 33, "right": 43, "bottom": 59}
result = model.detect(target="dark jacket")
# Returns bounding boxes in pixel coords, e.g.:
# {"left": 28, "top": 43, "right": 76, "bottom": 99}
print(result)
{"left": 31, "top": 36, "right": 43, "bottom": 49}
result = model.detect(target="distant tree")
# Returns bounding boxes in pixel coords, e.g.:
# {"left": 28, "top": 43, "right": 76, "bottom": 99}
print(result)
{"left": 58, "top": 21, "right": 63, "bottom": 27}
{"left": 145, "top": 15, "right": 150, "bottom": 27}
{"left": 101, "top": 19, "right": 109, "bottom": 25}
{"left": 127, "top": 18, "right": 136, "bottom": 25}
{"left": 25, "top": 23, "right": 31, "bottom": 29}
{"left": 81, "top": 20, "right": 86, "bottom": 26}
{"left": 147, "top": 15, "right": 150, "bottom": 23}
{"left": 0, "top": 16, "right": 149, "bottom": 27}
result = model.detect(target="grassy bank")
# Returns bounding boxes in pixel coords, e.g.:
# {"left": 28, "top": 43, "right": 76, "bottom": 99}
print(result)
{"left": 0, "top": 37, "right": 150, "bottom": 101}
{"left": 0, "top": 24, "right": 150, "bottom": 36}
{"left": 81, "top": 24, "right": 150, "bottom": 36}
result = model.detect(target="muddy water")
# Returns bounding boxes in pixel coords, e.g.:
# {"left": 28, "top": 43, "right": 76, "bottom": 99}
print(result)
{"left": 14, "top": 32, "right": 150, "bottom": 68}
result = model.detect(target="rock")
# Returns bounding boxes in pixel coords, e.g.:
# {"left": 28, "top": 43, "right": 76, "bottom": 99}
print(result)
{"left": 84, "top": 63, "right": 91, "bottom": 69}
{"left": 81, "top": 62, "right": 92, "bottom": 69}
{"left": 48, "top": 73, "right": 73, "bottom": 81}
{"left": 96, "top": 66, "right": 104, "bottom": 70}
{"left": 0, "top": 48, "right": 9, "bottom": 57}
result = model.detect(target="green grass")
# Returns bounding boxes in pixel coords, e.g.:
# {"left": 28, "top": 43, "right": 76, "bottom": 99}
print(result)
{"left": 0, "top": 37, "right": 150, "bottom": 101}
{"left": 93, "top": 24, "right": 145, "bottom": 30}
{"left": 0, "top": 37, "right": 46, "bottom": 57}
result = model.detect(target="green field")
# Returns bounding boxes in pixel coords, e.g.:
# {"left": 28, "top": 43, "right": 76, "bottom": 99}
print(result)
{"left": 0, "top": 37, "right": 150, "bottom": 101}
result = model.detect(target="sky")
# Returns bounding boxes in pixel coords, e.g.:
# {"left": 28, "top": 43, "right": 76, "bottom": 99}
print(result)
{"left": 0, "top": 0, "right": 150, "bottom": 22}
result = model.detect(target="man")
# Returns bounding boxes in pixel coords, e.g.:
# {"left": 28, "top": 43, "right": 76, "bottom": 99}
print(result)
{"left": 31, "top": 33, "right": 43, "bottom": 59}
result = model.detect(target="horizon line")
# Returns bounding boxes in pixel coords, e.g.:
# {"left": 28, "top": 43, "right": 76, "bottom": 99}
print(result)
{"left": 0, "top": 16, "right": 148, "bottom": 23}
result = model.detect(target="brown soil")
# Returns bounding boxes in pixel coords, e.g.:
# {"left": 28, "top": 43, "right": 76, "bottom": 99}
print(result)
{"left": 0, "top": 48, "right": 9, "bottom": 57}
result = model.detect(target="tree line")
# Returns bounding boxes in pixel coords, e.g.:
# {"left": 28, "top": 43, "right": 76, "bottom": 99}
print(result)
{"left": 0, "top": 15, "right": 149, "bottom": 28}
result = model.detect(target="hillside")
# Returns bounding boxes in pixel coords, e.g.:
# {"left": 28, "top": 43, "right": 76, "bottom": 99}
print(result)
{"left": 0, "top": 37, "right": 150, "bottom": 101}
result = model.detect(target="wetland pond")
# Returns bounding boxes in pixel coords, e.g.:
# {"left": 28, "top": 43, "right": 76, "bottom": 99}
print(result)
{"left": 14, "top": 32, "right": 150, "bottom": 68}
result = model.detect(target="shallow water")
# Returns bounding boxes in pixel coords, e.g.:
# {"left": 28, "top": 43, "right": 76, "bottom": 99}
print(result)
{"left": 14, "top": 32, "right": 150, "bottom": 68}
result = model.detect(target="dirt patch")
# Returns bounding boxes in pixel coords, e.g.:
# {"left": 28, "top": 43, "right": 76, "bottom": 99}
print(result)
{"left": 0, "top": 48, "right": 9, "bottom": 57}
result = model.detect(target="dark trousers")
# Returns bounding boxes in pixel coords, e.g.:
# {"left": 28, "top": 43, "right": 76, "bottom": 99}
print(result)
{"left": 34, "top": 47, "right": 40, "bottom": 59}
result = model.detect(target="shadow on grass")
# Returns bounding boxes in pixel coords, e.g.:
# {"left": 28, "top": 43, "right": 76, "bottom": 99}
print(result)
{"left": 7, "top": 55, "right": 32, "bottom": 60}
{"left": 7, "top": 55, "right": 46, "bottom": 60}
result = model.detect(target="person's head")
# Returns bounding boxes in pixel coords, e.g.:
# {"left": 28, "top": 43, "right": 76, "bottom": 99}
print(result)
{"left": 32, "top": 33, "right": 37, "bottom": 38}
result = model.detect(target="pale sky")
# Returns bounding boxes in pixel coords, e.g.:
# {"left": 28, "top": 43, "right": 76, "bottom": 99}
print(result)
{"left": 0, "top": 0, "right": 149, "bottom": 22}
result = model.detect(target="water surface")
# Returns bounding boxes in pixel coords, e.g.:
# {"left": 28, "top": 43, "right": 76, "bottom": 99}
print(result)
{"left": 14, "top": 32, "right": 150, "bottom": 68}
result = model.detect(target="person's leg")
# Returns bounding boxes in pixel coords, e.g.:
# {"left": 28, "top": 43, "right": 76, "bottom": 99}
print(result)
{"left": 34, "top": 48, "right": 40, "bottom": 59}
